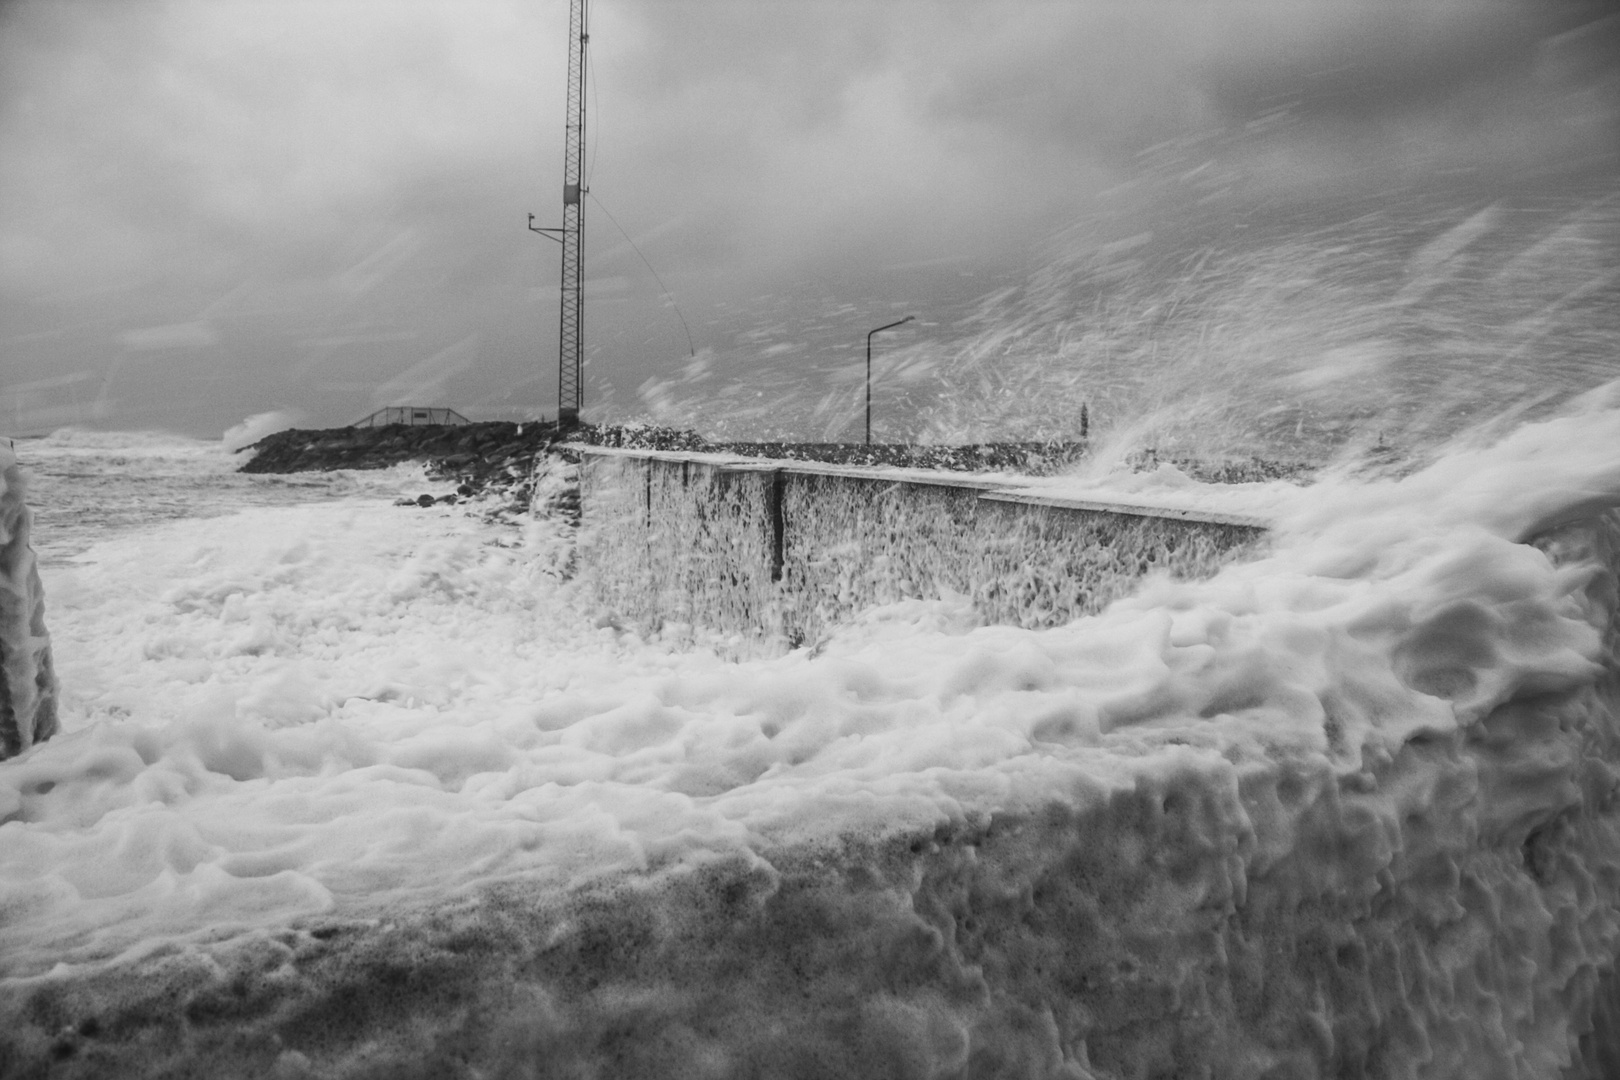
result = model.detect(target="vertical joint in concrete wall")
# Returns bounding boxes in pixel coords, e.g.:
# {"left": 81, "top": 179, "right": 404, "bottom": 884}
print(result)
{"left": 769, "top": 470, "right": 787, "bottom": 584}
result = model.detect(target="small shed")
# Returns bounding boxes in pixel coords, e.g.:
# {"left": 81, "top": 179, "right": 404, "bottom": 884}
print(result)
{"left": 351, "top": 406, "right": 471, "bottom": 428}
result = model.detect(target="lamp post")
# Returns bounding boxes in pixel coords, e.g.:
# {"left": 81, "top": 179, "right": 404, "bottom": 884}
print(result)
{"left": 865, "top": 315, "right": 915, "bottom": 446}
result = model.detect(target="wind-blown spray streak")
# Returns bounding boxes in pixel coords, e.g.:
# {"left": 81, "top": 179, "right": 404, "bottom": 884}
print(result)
{"left": 631, "top": 194, "right": 1620, "bottom": 465}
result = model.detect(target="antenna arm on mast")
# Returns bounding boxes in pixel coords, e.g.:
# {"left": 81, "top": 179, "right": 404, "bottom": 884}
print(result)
{"left": 527, "top": 214, "right": 565, "bottom": 243}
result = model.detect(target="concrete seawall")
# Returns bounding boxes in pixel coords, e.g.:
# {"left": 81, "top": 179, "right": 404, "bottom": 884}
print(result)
{"left": 565, "top": 452, "right": 1620, "bottom": 1077}
{"left": 574, "top": 446, "right": 1268, "bottom": 648}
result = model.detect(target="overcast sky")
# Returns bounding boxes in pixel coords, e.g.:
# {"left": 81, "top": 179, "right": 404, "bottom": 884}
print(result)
{"left": 2, "top": 0, "right": 1616, "bottom": 439}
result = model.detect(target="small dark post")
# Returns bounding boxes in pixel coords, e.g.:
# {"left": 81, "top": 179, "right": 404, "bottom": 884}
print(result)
{"left": 865, "top": 315, "right": 916, "bottom": 446}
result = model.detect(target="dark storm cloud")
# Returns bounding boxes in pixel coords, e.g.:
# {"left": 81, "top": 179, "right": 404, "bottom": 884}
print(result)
{"left": 918, "top": 1, "right": 1619, "bottom": 199}
{"left": 1, "top": 0, "right": 562, "bottom": 432}
{"left": 1203, "top": 1, "right": 1620, "bottom": 193}
{"left": 922, "top": 5, "right": 1214, "bottom": 155}
{"left": 608, "top": 0, "right": 892, "bottom": 132}
{"left": 1207, "top": 3, "right": 1541, "bottom": 119}
{"left": 2, "top": 0, "right": 550, "bottom": 288}
{"left": 2, "top": 0, "right": 1615, "bottom": 435}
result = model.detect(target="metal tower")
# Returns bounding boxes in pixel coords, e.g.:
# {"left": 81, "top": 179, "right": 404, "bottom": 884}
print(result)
{"left": 530, "top": 0, "right": 589, "bottom": 426}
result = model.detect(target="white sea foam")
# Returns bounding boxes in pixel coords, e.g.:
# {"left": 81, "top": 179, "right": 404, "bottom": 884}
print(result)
{"left": 3, "top": 407, "right": 1620, "bottom": 1074}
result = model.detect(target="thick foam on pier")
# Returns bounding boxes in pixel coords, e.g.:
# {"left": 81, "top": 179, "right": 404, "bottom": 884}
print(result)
{"left": 5, "top": 399, "right": 1620, "bottom": 1074}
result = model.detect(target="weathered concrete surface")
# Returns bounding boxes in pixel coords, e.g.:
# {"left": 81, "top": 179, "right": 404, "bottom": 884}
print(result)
{"left": 0, "top": 446, "right": 57, "bottom": 760}
{"left": 576, "top": 446, "right": 1267, "bottom": 648}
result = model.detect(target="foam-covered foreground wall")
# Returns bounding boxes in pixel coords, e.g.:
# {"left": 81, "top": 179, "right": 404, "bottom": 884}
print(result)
{"left": 7, "top": 507, "right": 1618, "bottom": 1078}
{"left": 575, "top": 447, "right": 1266, "bottom": 648}
{"left": 11, "top": 428, "right": 1620, "bottom": 1078}
{"left": 0, "top": 446, "right": 56, "bottom": 760}
{"left": 548, "top": 446, "right": 1620, "bottom": 1077}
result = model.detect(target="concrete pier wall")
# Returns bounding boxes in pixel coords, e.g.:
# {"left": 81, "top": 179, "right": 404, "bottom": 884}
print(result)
{"left": 575, "top": 446, "right": 1267, "bottom": 648}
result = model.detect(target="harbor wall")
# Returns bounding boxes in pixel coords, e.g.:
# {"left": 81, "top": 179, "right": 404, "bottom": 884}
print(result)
{"left": 575, "top": 446, "right": 1267, "bottom": 648}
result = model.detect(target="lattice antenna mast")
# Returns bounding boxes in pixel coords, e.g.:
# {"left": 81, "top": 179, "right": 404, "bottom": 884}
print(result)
{"left": 529, "top": 0, "right": 589, "bottom": 425}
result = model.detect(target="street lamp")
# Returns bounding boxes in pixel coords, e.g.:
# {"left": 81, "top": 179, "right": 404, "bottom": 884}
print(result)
{"left": 865, "top": 315, "right": 915, "bottom": 446}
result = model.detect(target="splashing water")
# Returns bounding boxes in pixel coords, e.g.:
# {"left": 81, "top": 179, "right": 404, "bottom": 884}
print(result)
{"left": 942, "top": 194, "right": 1620, "bottom": 470}
{"left": 628, "top": 192, "right": 1620, "bottom": 471}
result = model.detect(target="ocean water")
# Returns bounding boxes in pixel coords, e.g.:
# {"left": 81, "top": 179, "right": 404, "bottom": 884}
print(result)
{"left": 5, "top": 404, "right": 1620, "bottom": 1076}
{"left": 18, "top": 429, "right": 415, "bottom": 569}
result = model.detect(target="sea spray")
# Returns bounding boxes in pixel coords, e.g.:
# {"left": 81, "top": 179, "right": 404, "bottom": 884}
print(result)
{"left": 624, "top": 194, "right": 1620, "bottom": 467}
{"left": 916, "top": 195, "right": 1620, "bottom": 465}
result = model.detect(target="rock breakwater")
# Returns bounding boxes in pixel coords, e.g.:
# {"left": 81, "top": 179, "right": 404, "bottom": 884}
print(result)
{"left": 239, "top": 420, "right": 574, "bottom": 484}
{"left": 240, "top": 422, "right": 1308, "bottom": 491}
{"left": 238, "top": 422, "right": 1102, "bottom": 480}
{"left": 238, "top": 423, "right": 1109, "bottom": 519}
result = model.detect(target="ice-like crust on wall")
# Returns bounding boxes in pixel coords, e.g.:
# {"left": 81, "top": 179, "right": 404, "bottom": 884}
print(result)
{"left": 783, "top": 475, "right": 1262, "bottom": 643}
{"left": 577, "top": 450, "right": 1264, "bottom": 650}
{"left": 582, "top": 453, "right": 784, "bottom": 646}
{"left": 0, "top": 447, "right": 57, "bottom": 759}
{"left": 8, "top": 414, "right": 1620, "bottom": 1075}
{"left": 481, "top": 502, "right": 1620, "bottom": 1078}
